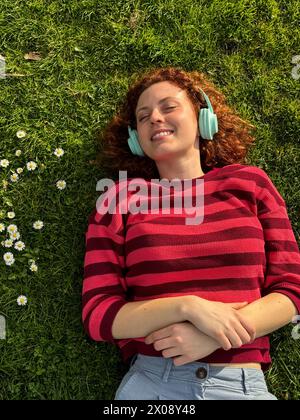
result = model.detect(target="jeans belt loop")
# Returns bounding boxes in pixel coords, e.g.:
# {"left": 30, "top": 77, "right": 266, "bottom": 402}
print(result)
{"left": 242, "top": 368, "right": 250, "bottom": 394}
{"left": 162, "top": 358, "right": 173, "bottom": 383}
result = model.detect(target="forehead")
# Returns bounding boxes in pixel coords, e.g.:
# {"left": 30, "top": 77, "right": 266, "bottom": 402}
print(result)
{"left": 136, "top": 82, "right": 188, "bottom": 110}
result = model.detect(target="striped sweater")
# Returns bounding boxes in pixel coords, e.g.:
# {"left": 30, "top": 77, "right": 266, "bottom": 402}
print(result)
{"left": 82, "top": 163, "right": 300, "bottom": 371}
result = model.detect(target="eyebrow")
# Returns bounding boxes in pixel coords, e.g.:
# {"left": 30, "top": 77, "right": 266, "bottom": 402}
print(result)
{"left": 136, "top": 96, "right": 180, "bottom": 114}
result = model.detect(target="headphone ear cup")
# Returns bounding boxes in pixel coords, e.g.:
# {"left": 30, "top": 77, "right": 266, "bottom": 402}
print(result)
{"left": 198, "top": 89, "right": 218, "bottom": 140}
{"left": 128, "top": 126, "right": 145, "bottom": 156}
{"left": 199, "top": 107, "right": 218, "bottom": 140}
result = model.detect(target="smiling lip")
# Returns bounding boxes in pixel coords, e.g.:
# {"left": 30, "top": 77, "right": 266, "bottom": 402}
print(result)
{"left": 152, "top": 132, "right": 174, "bottom": 141}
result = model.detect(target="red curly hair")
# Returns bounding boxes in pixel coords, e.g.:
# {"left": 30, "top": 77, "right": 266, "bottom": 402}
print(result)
{"left": 96, "top": 66, "right": 256, "bottom": 180}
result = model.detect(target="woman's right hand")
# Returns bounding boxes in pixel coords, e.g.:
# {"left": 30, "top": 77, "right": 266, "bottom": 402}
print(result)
{"left": 181, "top": 296, "right": 256, "bottom": 351}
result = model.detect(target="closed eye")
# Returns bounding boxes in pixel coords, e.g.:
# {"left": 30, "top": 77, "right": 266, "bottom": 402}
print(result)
{"left": 139, "top": 106, "right": 176, "bottom": 122}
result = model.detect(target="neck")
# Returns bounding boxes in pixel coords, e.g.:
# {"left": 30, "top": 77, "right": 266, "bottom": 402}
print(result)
{"left": 156, "top": 156, "right": 204, "bottom": 181}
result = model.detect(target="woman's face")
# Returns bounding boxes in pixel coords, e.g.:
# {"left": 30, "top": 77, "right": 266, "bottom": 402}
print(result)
{"left": 135, "top": 81, "right": 200, "bottom": 160}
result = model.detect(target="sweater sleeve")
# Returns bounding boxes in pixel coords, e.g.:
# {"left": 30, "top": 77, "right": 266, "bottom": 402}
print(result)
{"left": 82, "top": 183, "right": 128, "bottom": 343}
{"left": 255, "top": 168, "right": 300, "bottom": 315}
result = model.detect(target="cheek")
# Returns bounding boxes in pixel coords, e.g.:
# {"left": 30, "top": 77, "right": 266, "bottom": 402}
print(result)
{"left": 136, "top": 126, "right": 146, "bottom": 139}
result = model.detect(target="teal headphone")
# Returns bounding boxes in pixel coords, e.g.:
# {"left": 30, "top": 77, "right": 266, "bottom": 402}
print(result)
{"left": 127, "top": 88, "right": 218, "bottom": 157}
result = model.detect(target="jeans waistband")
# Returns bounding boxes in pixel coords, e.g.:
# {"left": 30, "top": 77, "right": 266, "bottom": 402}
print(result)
{"left": 130, "top": 354, "right": 265, "bottom": 393}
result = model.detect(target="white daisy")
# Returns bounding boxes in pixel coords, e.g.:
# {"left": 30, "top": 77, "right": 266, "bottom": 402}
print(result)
{"left": 16, "top": 167, "right": 23, "bottom": 174}
{"left": 14, "top": 241, "right": 25, "bottom": 251}
{"left": 54, "top": 148, "right": 64, "bottom": 158}
{"left": 16, "top": 130, "right": 26, "bottom": 138}
{"left": 10, "top": 173, "right": 19, "bottom": 182}
{"left": 292, "top": 324, "right": 300, "bottom": 340}
{"left": 7, "top": 212, "right": 15, "bottom": 219}
{"left": 0, "top": 159, "right": 9, "bottom": 168}
{"left": 17, "top": 295, "right": 27, "bottom": 306}
{"left": 29, "top": 263, "right": 38, "bottom": 272}
{"left": 56, "top": 180, "right": 66, "bottom": 190}
{"left": 3, "top": 239, "right": 13, "bottom": 248}
{"left": 9, "top": 231, "right": 20, "bottom": 241}
{"left": 33, "top": 220, "right": 44, "bottom": 230}
{"left": 15, "top": 150, "right": 22, "bottom": 157}
{"left": 27, "top": 161, "right": 37, "bottom": 171}
{"left": 7, "top": 224, "right": 18, "bottom": 235}
{"left": 0, "top": 223, "right": 5, "bottom": 232}
{"left": 2, "top": 180, "right": 8, "bottom": 190}
{"left": 3, "top": 252, "right": 15, "bottom": 266}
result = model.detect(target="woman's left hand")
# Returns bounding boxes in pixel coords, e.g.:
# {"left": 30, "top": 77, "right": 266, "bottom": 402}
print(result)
{"left": 145, "top": 321, "right": 220, "bottom": 366}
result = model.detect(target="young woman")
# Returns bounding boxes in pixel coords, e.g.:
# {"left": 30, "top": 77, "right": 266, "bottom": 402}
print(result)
{"left": 82, "top": 66, "right": 300, "bottom": 400}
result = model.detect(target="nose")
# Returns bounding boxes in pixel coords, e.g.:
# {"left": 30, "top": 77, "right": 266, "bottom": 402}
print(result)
{"left": 149, "top": 108, "right": 164, "bottom": 123}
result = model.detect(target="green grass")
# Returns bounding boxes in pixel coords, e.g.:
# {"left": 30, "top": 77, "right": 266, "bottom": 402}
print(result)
{"left": 0, "top": 0, "right": 299, "bottom": 400}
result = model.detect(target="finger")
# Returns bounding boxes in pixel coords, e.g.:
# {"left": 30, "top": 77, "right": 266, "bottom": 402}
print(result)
{"left": 145, "top": 326, "right": 172, "bottom": 344}
{"left": 226, "top": 330, "right": 243, "bottom": 349}
{"left": 214, "top": 333, "right": 232, "bottom": 351}
{"left": 152, "top": 337, "right": 176, "bottom": 352}
{"left": 172, "top": 356, "right": 190, "bottom": 366}
{"left": 232, "top": 322, "right": 252, "bottom": 346}
{"left": 161, "top": 347, "right": 181, "bottom": 359}
{"left": 236, "top": 313, "right": 257, "bottom": 341}
{"left": 145, "top": 335, "right": 152, "bottom": 344}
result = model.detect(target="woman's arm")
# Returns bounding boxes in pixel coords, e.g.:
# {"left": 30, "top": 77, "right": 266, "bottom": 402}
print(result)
{"left": 111, "top": 295, "right": 254, "bottom": 345}
{"left": 111, "top": 296, "right": 188, "bottom": 339}
{"left": 145, "top": 322, "right": 220, "bottom": 366}
{"left": 236, "top": 292, "right": 298, "bottom": 338}
{"left": 184, "top": 293, "right": 297, "bottom": 341}
{"left": 145, "top": 292, "right": 298, "bottom": 366}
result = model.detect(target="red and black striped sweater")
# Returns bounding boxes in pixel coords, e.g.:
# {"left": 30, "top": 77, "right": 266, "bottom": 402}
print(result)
{"left": 82, "top": 163, "right": 300, "bottom": 371}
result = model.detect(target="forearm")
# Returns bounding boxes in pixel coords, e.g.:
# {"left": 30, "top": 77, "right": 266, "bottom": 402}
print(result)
{"left": 237, "top": 292, "right": 298, "bottom": 338}
{"left": 181, "top": 293, "right": 298, "bottom": 348}
{"left": 111, "top": 296, "right": 188, "bottom": 339}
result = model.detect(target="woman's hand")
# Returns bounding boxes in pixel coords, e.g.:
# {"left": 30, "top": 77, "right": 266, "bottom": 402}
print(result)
{"left": 145, "top": 322, "right": 220, "bottom": 366}
{"left": 181, "top": 296, "right": 256, "bottom": 351}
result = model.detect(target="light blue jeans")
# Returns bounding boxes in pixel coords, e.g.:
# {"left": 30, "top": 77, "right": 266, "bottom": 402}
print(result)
{"left": 114, "top": 354, "right": 278, "bottom": 400}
